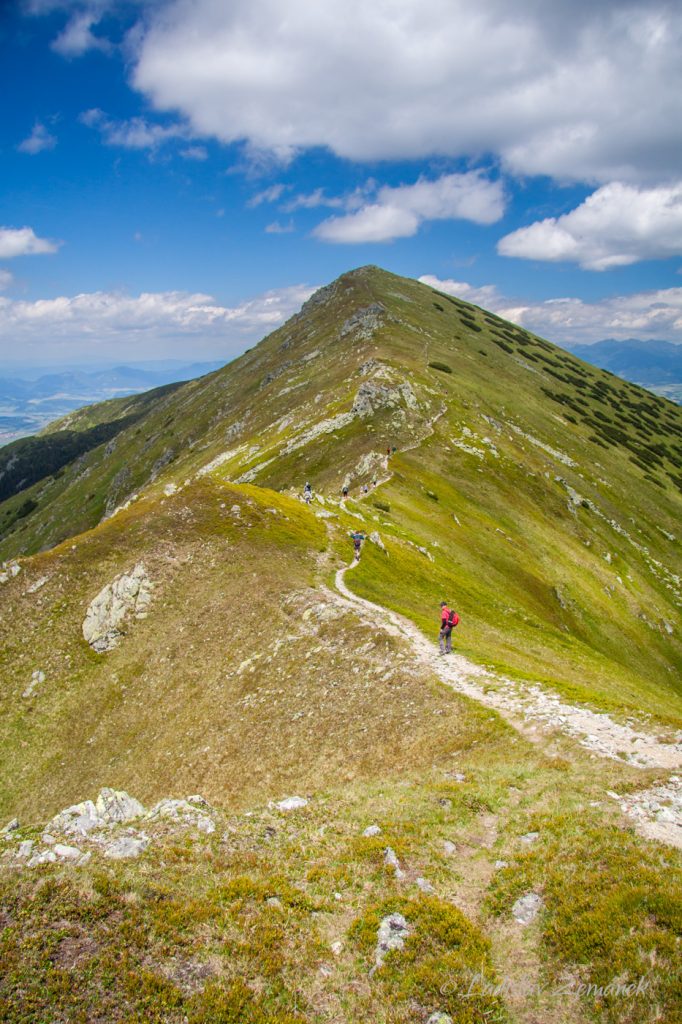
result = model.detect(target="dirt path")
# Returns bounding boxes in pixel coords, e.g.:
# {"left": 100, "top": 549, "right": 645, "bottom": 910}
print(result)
{"left": 333, "top": 558, "right": 682, "bottom": 849}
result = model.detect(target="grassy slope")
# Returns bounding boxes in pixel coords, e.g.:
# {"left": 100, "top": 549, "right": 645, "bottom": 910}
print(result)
{"left": 1, "top": 267, "right": 681, "bottom": 728}
{"left": 0, "top": 267, "right": 681, "bottom": 1020}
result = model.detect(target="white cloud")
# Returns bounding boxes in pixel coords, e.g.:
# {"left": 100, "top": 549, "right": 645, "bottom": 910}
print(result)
{"left": 418, "top": 275, "right": 504, "bottom": 310}
{"left": 314, "top": 172, "right": 504, "bottom": 243}
{"left": 80, "top": 108, "right": 189, "bottom": 150}
{"left": 129, "top": 0, "right": 682, "bottom": 184}
{"left": 421, "top": 274, "right": 682, "bottom": 345}
{"left": 18, "top": 122, "right": 57, "bottom": 154}
{"left": 498, "top": 182, "right": 682, "bottom": 270}
{"left": 0, "top": 227, "right": 60, "bottom": 259}
{"left": 247, "top": 183, "right": 288, "bottom": 207}
{"left": 0, "top": 283, "right": 316, "bottom": 362}
{"left": 180, "top": 145, "right": 208, "bottom": 161}
{"left": 265, "top": 220, "right": 295, "bottom": 234}
{"left": 0, "top": 271, "right": 13, "bottom": 291}
{"left": 282, "top": 188, "right": 345, "bottom": 212}
{"left": 51, "top": 10, "right": 111, "bottom": 56}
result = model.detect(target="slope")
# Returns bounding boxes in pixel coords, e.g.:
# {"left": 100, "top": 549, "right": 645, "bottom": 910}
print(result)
{"left": 1, "top": 266, "right": 681, "bottom": 728}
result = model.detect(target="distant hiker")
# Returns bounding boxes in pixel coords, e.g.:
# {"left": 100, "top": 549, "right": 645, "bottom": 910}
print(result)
{"left": 371, "top": 476, "right": 377, "bottom": 488}
{"left": 386, "top": 446, "right": 391, "bottom": 457}
{"left": 304, "top": 481, "right": 312, "bottom": 505}
{"left": 350, "top": 530, "right": 366, "bottom": 561}
{"left": 342, "top": 484, "right": 349, "bottom": 500}
{"left": 392, "top": 445, "right": 397, "bottom": 454}
{"left": 438, "top": 601, "right": 459, "bottom": 654}
{"left": 363, "top": 483, "right": 369, "bottom": 494}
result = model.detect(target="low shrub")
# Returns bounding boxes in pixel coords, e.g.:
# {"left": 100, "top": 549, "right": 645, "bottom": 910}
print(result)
{"left": 428, "top": 361, "right": 452, "bottom": 374}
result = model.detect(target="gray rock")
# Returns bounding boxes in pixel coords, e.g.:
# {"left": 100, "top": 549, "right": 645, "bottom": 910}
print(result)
{"left": 54, "top": 843, "right": 83, "bottom": 861}
{"left": 82, "top": 563, "right": 154, "bottom": 652}
{"left": 27, "top": 849, "right": 57, "bottom": 867}
{"left": 363, "top": 824, "right": 381, "bottom": 837}
{"left": 103, "top": 835, "right": 149, "bottom": 860}
{"left": 275, "top": 796, "right": 308, "bottom": 812}
{"left": 443, "top": 840, "right": 457, "bottom": 855}
{"left": 48, "top": 799, "right": 104, "bottom": 837}
{"left": 415, "top": 876, "right": 434, "bottom": 894}
{"left": 519, "top": 831, "right": 540, "bottom": 845}
{"left": 375, "top": 912, "right": 410, "bottom": 966}
{"left": 23, "top": 669, "right": 45, "bottom": 699}
{"left": 146, "top": 798, "right": 215, "bottom": 833}
{"left": 384, "top": 846, "right": 405, "bottom": 879}
{"left": 16, "top": 840, "right": 34, "bottom": 859}
{"left": 41, "top": 834, "right": 56, "bottom": 845}
{"left": 369, "top": 531, "right": 386, "bottom": 552}
{"left": 95, "top": 787, "right": 145, "bottom": 824}
{"left": 494, "top": 860, "right": 509, "bottom": 870}
{"left": 512, "top": 892, "right": 544, "bottom": 924}
{"left": 266, "top": 897, "right": 284, "bottom": 910}
{"left": 1, "top": 818, "right": 19, "bottom": 834}
{"left": 427, "top": 1014, "right": 453, "bottom": 1024}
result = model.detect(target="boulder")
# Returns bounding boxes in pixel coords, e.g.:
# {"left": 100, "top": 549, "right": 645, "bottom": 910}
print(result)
{"left": 384, "top": 846, "right": 405, "bottom": 879}
{"left": 82, "top": 563, "right": 154, "bottom": 652}
{"left": 512, "top": 892, "right": 544, "bottom": 924}
{"left": 276, "top": 796, "right": 308, "bottom": 812}
{"left": 95, "top": 788, "right": 145, "bottom": 824}
{"left": 48, "top": 800, "right": 103, "bottom": 837}
{"left": 363, "top": 824, "right": 381, "bottom": 837}
{"left": 375, "top": 912, "right": 410, "bottom": 967}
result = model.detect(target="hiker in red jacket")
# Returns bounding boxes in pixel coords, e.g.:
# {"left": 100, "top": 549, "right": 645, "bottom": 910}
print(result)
{"left": 439, "top": 601, "right": 459, "bottom": 654}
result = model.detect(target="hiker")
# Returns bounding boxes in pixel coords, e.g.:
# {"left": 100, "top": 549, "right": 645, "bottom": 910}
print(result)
{"left": 438, "top": 601, "right": 459, "bottom": 654}
{"left": 342, "top": 484, "right": 349, "bottom": 500}
{"left": 392, "top": 445, "right": 397, "bottom": 454}
{"left": 303, "top": 481, "right": 312, "bottom": 504}
{"left": 362, "top": 483, "right": 369, "bottom": 494}
{"left": 371, "top": 476, "right": 377, "bottom": 488}
{"left": 350, "top": 530, "right": 366, "bottom": 561}
{"left": 386, "top": 446, "right": 391, "bottom": 457}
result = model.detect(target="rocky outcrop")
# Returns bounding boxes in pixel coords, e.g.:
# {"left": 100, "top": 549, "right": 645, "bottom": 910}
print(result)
{"left": 341, "top": 303, "right": 385, "bottom": 340}
{"left": 82, "top": 563, "right": 153, "bottom": 652}
{"left": 352, "top": 380, "right": 417, "bottom": 418}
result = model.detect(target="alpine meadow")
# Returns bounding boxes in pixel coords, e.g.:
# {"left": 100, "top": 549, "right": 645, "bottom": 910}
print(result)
{"left": 1, "top": 266, "right": 681, "bottom": 1024}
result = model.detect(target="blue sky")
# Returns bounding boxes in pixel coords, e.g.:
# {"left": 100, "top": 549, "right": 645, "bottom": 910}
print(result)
{"left": 1, "top": 0, "right": 682, "bottom": 369}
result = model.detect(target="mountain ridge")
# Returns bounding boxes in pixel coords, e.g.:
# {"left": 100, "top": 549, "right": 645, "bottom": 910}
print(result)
{"left": 1, "top": 265, "right": 681, "bottom": 1024}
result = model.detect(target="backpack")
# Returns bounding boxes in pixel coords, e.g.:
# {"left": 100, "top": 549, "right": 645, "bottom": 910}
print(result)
{"left": 448, "top": 610, "right": 459, "bottom": 628}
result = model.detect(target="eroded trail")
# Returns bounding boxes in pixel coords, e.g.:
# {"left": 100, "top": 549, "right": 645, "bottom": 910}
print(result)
{"left": 333, "top": 558, "right": 682, "bottom": 849}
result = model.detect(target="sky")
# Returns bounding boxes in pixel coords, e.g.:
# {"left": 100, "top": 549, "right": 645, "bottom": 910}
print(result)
{"left": 1, "top": 0, "right": 682, "bottom": 370}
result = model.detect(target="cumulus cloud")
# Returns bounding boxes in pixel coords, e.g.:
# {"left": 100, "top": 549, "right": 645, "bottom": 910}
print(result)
{"left": 18, "top": 122, "right": 57, "bottom": 154}
{"left": 0, "top": 227, "right": 60, "bottom": 259}
{"left": 314, "top": 172, "right": 504, "bottom": 243}
{"left": 0, "top": 283, "right": 315, "bottom": 362}
{"left": 80, "top": 108, "right": 189, "bottom": 150}
{"left": 498, "top": 182, "right": 682, "bottom": 270}
{"left": 129, "top": 0, "right": 682, "bottom": 184}
{"left": 420, "top": 274, "right": 682, "bottom": 345}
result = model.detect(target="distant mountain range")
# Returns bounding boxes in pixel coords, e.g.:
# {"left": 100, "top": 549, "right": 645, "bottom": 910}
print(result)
{"left": 564, "top": 339, "right": 682, "bottom": 402}
{"left": 0, "top": 360, "right": 225, "bottom": 444}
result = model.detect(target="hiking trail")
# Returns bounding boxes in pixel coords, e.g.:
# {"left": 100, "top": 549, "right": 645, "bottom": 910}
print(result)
{"left": 333, "top": 555, "right": 682, "bottom": 849}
